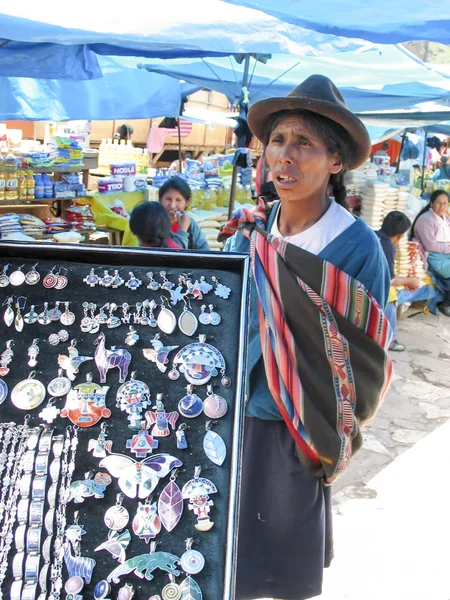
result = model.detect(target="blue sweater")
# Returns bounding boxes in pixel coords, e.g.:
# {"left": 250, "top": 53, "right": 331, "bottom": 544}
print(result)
{"left": 172, "top": 217, "right": 210, "bottom": 251}
{"left": 224, "top": 201, "right": 390, "bottom": 419}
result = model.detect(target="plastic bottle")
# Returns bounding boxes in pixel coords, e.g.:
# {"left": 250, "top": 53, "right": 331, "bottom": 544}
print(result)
{"left": 126, "top": 139, "right": 133, "bottom": 161}
{"left": 35, "top": 174, "right": 44, "bottom": 199}
{"left": 18, "top": 169, "right": 27, "bottom": 199}
{"left": 26, "top": 170, "right": 35, "bottom": 199}
{"left": 0, "top": 155, "right": 5, "bottom": 201}
{"left": 141, "top": 149, "right": 150, "bottom": 174}
{"left": 98, "top": 138, "right": 106, "bottom": 169}
{"left": 4, "top": 152, "right": 18, "bottom": 200}
{"left": 43, "top": 174, "right": 53, "bottom": 198}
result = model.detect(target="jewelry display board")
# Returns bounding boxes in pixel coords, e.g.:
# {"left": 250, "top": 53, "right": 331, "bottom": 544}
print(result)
{"left": 0, "top": 241, "right": 250, "bottom": 600}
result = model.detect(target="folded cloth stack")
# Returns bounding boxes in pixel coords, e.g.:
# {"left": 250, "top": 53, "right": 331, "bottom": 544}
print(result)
{"left": 22, "top": 152, "right": 53, "bottom": 168}
{"left": 0, "top": 213, "right": 21, "bottom": 238}
{"left": 48, "top": 137, "right": 83, "bottom": 167}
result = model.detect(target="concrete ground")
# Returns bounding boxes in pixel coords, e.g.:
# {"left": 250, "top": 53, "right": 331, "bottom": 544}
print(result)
{"left": 319, "top": 311, "right": 450, "bottom": 600}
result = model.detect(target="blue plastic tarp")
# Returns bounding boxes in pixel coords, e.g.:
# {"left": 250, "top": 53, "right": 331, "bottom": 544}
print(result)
{"left": 223, "top": 0, "right": 450, "bottom": 44}
{"left": 0, "top": 56, "right": 182, "bottom": 121}
{"left": 140, "top": 46, "right": 450, "bottom": 113}
{"left": 0, "top": 2, "right": 382, "bottom": 80}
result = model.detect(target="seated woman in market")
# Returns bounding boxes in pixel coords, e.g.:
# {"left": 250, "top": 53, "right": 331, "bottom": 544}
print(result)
{"left": 220, "top": 74, "right": 391, "bottom": 600}
{"left": 431, "top": 155, "right": 450, "bottom": 180}
{"left": 129, "top": 201, "right": 181, "bottom": 249}
{"left": 410, "top": 189, "right": 450, "bottom": 315}
{"left": 158, "top": 176, "right": 209, "bottom": 251}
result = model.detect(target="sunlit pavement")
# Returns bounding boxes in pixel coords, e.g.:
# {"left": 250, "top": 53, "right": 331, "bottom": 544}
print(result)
{"left": 319, "top": 312, "right": 450, "bottom": 600}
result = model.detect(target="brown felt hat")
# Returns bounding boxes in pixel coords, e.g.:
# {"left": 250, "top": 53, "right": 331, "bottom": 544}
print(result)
{"left": 247, "top": 74, "right": 371, "bottom": 170}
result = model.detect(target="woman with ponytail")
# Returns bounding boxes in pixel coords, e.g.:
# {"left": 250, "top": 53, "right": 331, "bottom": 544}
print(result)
{"left": 129, "top": 201, "right": 181, "bottom": 249}
{"left": 220, "top": 76, "right": 391, "bottom": 600}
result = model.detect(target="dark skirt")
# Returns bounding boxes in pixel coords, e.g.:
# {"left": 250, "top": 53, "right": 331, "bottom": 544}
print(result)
{"left": 236, "top": 417, "right": 333, "bottom": 600}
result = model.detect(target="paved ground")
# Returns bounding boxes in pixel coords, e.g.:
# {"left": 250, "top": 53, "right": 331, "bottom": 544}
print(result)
{"left": 319, "top": 311, "right": 450, "bottom": 600}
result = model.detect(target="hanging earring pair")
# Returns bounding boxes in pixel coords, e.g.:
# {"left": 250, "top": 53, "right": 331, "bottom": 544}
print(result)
{"left": 199, "top": 304, "right": 221, "bottom": 326}
{"left": 14, "top": 296, "right": 27, "bottom": 332}
{"left": 43, "top": 266, "right": 68, "bottom": 290}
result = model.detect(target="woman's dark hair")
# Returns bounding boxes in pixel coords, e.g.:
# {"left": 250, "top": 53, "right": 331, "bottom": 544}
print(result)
{"left": 115, "top": 124, "right": 134, "bottom": 140}
{"left": 158, "top": 176, "right": 191, "bottom": 203}
{"left": 129, "top": 201, "right": 171, "bottom": 248}
{"left": 410, "top": 189, "right": 449, "bottom": 240}
{"left": 263, "top": 109, "right": 355, "bottom": 208}
{"left": 381, "top": 211, "right": 411, "bottom": 237}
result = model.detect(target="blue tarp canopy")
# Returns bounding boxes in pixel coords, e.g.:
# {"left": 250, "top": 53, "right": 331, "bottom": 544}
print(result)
{"left": 140, "top": 46, "right": 450, "bottom": 113}
{"left": 0, "top": 2, "right": 382, "bottom": 79}
{"left": 223, "top": 0, "right": 450, "bottom": 44}
{"left": 0, "top": 56, "right": 183, "bottom": 121}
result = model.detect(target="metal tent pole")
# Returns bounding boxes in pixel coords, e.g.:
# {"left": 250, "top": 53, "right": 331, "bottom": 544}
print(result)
{"left": 228, "top": 54, "right": 251, "bottom": 221}
{"left": 421, "top": 127, "right": 428, "bottom": 192}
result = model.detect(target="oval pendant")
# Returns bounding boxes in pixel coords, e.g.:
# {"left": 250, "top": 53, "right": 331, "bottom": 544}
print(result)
{"left": 47, "top": 374, "right": 71, "bottom": 397}
{"left": 180, "top": 549, "right": 205, "bottom": 575}
{"left": 11, "top": 376, "right": 46, "bottom": 410}
{"left": 161, "top": 583, "right": 181, "bottom": 600}
{"left": 0, "top": 379, "right": 8, "bottom": 405}
{"left": 60, "top": 311, "right": 75, "bottom": 326}
{"left": 4, "top": 306, "right": 14, "bottom": 327}
{"left": 203, "top": 393, "right": 228, "bottom": 419}
{"left": 178, "top": 310, "right": 198, "bottom": 337}
{"left": 94, "top": 580, "right": 111, "bottom": 600}
{"left": 178, "top": 392, "right": 203, "bottom": 419}
{"left": 104, "top": 505, "right": 130, "bottom": 531}
{"left": 14, "top": 312, "right": 24, "bottom": 332}
{"left": 24, "top": 307, "right": 38, "bottom": 324}
{"left": 9, "top": 269, "right": 25, "bottom": 286}
{"left": 25, "top": 270, "right": 40, "bottom": 286}
{"left": 43, "top": 273, "right": 58, "bottom": 289}
{"left": 158, "top": 308, "right": 177, "bottom": 335}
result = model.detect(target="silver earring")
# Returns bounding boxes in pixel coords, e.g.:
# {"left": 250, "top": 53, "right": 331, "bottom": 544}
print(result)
{"left": 14, "top": 296, "right": 26, "bottom": 332}
{"left": 0, "top": 264, "right": 10, "bottom": 287}
{"left": 27, "top": 338, "right": 40, "bottom": 367}
{"left": 125, "top": 272, "right": 142, "bottom": 291}
{"left": 146, "top": 271, "right": 160, "bottom": 291}
{"left": 25, "top": 263, "right": 40, "bottom": 285}
{"left": 211, "top": 276, "right": 231, "bottom": 299}
{"left": 178, "top": 298, "right": 198, "bottom": 337}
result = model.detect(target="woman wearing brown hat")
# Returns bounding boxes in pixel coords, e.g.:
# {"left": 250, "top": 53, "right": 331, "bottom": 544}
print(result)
{"left": 220, "top": 75, "right": 393, "bottom": 599}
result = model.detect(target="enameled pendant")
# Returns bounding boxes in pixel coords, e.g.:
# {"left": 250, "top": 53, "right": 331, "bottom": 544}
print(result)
{"left": 182, "top": 466, "right": 217, "bottom": 532}
{"left": 178, "top": 385, "right": 203, "bottom": 419}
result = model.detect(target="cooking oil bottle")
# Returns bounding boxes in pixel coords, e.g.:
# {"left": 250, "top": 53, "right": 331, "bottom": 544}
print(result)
{"left": 4, "top": 152, "right": 18, "bottom": 200}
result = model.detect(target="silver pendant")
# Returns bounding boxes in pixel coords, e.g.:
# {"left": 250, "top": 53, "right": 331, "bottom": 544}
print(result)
{"left": 95, "top": 529, "right": 131, "bottom": 564}
{"left": 27, "top": 338, "right": 40, "bottom": 367}
{"left": 80, "top": 302, "right": 93, "bottom": 333}
{"left": 38, "top": 399, "right": 61, "bottom": 424}
{"left": 146, "top": 271, "right": 160, "bottom": 291}
{"left": 38, "top": 302, "right": 51, "bottom": 326}
{"left": 203, "top": 385, "right": 228, "bottom": 419}
{"left": 107, "top": 303, "right": 121, "bottom": 328}
{"left": 88, "top": 422, "right": 113, "bottom": 458}
{"left": 11, "top": 371, "right": 46, "bottom": 410}
{"left": 84, "top": 268, "right": 100, "bottom": 287}
{"left": 9, "top": 264, "right": 25, "bottom": 286}
{"left": 171, "top": 334, "right": 229, "bottom": 386}
{"left": 179, "top": 576, "right": 203, "bottom": 600}
{"left": 203, "top": 423, "right": 226, "bottom": 466}
{"left": 158, "top": 304, "right": 177, "bottom": 335}
{"left": 47, "top": 369, "right": 72, "bottom": 397}
{"left": 112, "top": 270, "right": 124, "bottom": 288}
{"left": 125, "top": 271, "right": 142, "bottom": 291}
{"left": 161, "top": 576, "right": 181, "bottom": 600}
{"left": 142, "top": 334, "right": 179, "bottom": 374}
{"left": 100, "top": 270, "right": 114, "bottom": 288}
{"left": 24, "top": 305, "right": 38, "bottom": 324}
{"left": 212, "top": 276, "right": 231, "bottom": 300}
{"left": 104, "top": 494, "right": 129, "bottom": 531}
{"left": 48, "top": 301, "right": 62, "bottom": 322}
{"left": 178, "top": 302, "right": 198, "bottom": 337}
{"left": 0, "top": 263, "right": 10, "bottom": 287}
{"left": 180, "top": 539, "right": 205, "bottom": 575}
{"left": 182, "top": 466, "right": 217, "bottom": 532}
{"left": 3, "top": 296, "right": 14, "bottom": 327}
{"left": 24, "top": 263, "right": 40, "bottom": 285}
{"left": 0, "top": 339, "right": 14, "bottom": 376}
{"left": 61, "top": 302, "right": 75, "bottom": 326}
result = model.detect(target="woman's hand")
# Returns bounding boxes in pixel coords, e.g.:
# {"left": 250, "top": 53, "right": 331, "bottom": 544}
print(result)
{"left": 176, "top": 211, "right": 191, "bottom": 232}
{"left": 404, "top": 277, "right": 420, "bottom": 291}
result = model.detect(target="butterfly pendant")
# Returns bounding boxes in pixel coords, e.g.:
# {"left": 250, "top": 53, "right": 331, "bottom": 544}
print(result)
{"left": 99, "top": 453, "right": 182, "bottom": 499}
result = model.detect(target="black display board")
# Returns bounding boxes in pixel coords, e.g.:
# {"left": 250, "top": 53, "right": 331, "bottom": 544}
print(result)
{"left": 0, "top": 242, "right": 250, "bottom": 600}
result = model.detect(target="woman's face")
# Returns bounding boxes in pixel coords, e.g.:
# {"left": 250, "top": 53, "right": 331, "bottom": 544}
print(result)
{"left": 431, "top": 193, "right": 449, "bottom": 217}
{"left": 265, "top": 115, "right": 342, "bottom": 203}
{"left": 160, "top": 189, "right": 190, "bottom": 223}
